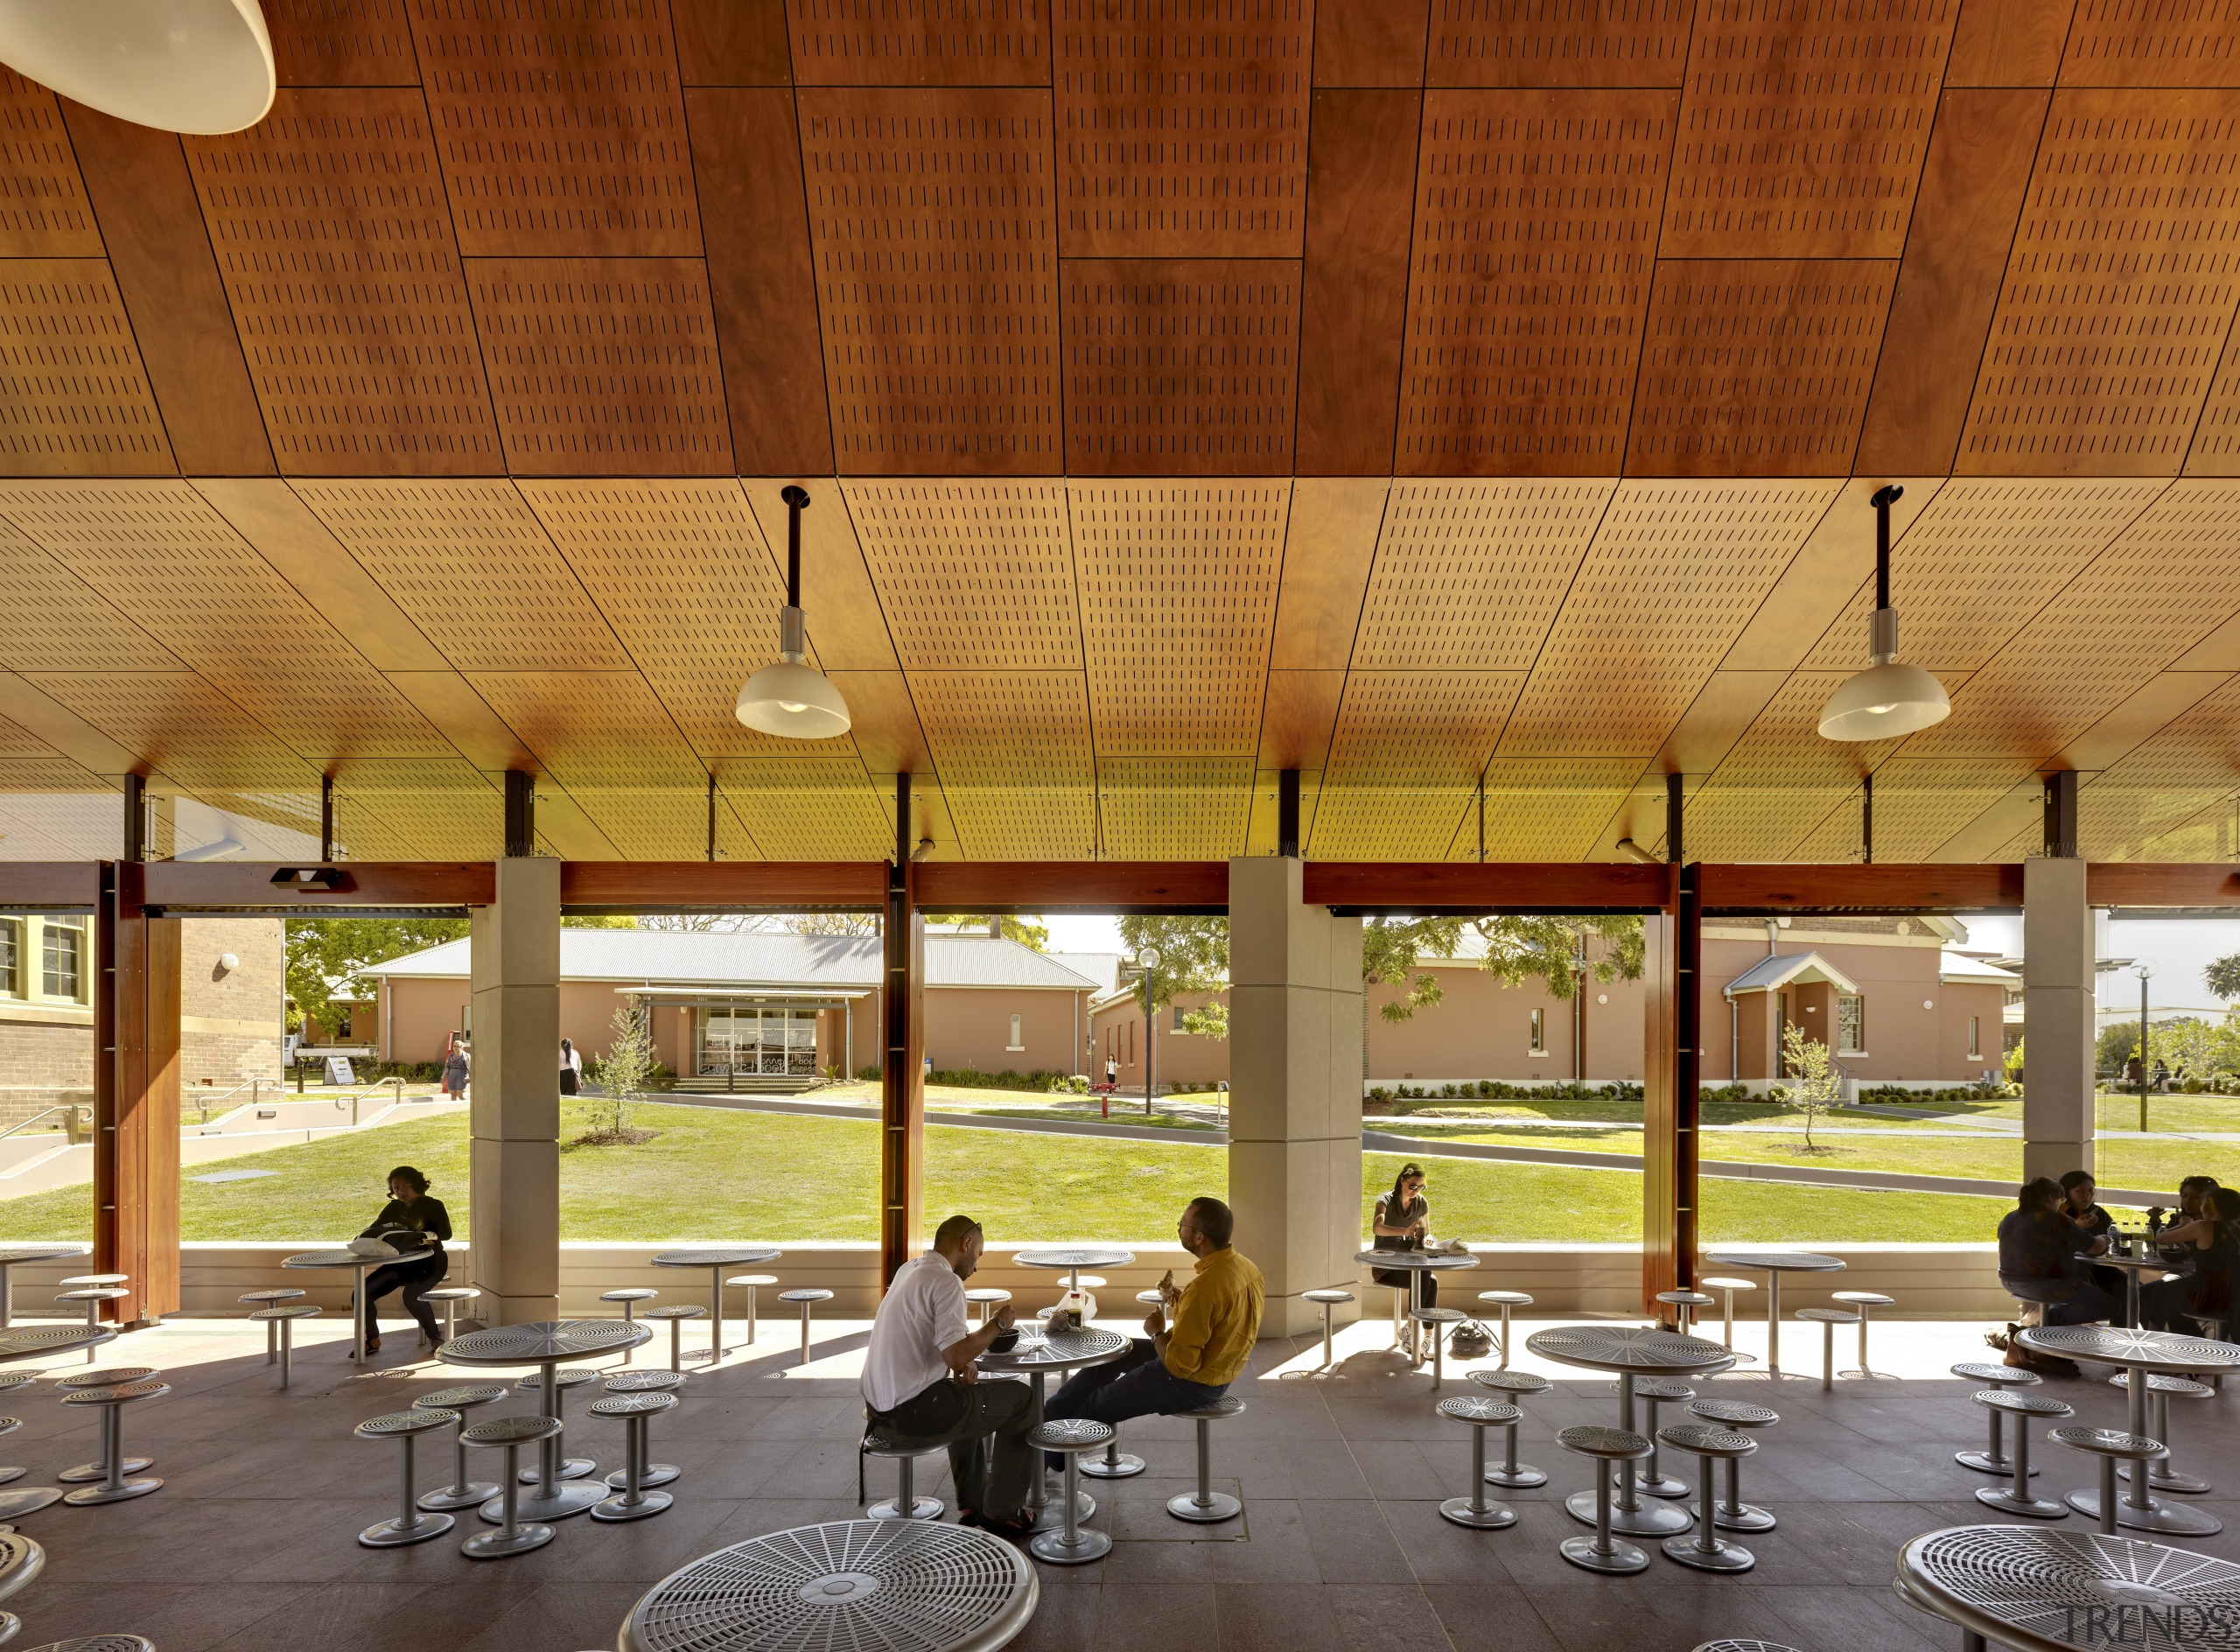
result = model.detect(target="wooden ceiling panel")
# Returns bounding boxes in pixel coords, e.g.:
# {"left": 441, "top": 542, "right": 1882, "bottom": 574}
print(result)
{"left": 2062, "top": 1, "right": 2240, "bottom": 87}
{"left": 18, "top": 671, "right": 320, "bottom": 792}
{"left": 1961, "top": 89, "right": 2240, "bottom": 476}
{"left": 846, "top": 481, "right": 1079, "bottom": 669}
{"left": 270, "top": 0, "right": 422, "bottom": 85}
{"left": 1426, "top": 0, "right": 1694, "bottom": 88}
{"left": 184, "top": 90, "right": 502, "bottom": 474}
{"left": 1399, "top": 89, "right": 1676, "bottom": 477}
{"left": 1096, "top": 754, "right": 1254, "bottom": 858}
{"left": 468, "top": 669, "right": 704, "bottom": 789}
{"left": 1073, "top": 482, "right": 1286, "bottom": 754}
{"left": 1700, "top": 670, "right": 1905, "bottom": 792}
{"left": 407, "top": 0, "right": 700, "bottom": 256}
{"left": 798, "top": 88, "right": 1060, "bottom": 473}
{"left": 0, "top": 261, "right": 174, "bottom": 476}
{"left": 1353, "top": 479, "right": 1614, "bottom": 668}
{"left": 719, "top": 755, "right": 893, "bottom": 859}
{"left": 0, "top": 516, "right": 177, "bottom": 672}
{"left": 1310, "top": 782, "right": 1471, "bottom": 858}
{"left": 1500, "top": 479, "right": 1837, "bottom": 757}
{"left": 331, "top": 756, "right": 503, "bottom": 859}
{"left": 0, "top": 716, "right": 53, "bottom": 760}
{"left": 1628, "top": 260, "right": 1895, "bottom": 476}
{"left": 2090, "top": 672, "right": 2240, "bottom": 793}
{"left": 1687, "top": 785, "right": 1858, "bottom": 863}
{"left": 292, "top": 480, "right": 633, "bottom": 670}
{"left": 0, "top": 770, "right": 118, "bottom": 861}
{"left": 1054, "top": 0, "right": 1310, "bottom": 258}
{"left": 1061, "top": 259, "right": 1299, "bottom": 474}
{"left": 1472, "top": 756, "right": 1645, "bottom": 858}
{"left": 788, "top": 0, "right": 1050, "bottom": 85}
{"left": 910, "top": 669, "right": 1096, "bottom": 856}
{"left": 1788, "top": 759, "right": 2032, "bottom": 861}
{"left": 563, "top": 785, "right": 723, "bottom": 858}
{"left": 465, "top": 259, "right": 732, "bottom": 473}
{"left": 0, "top": 72, "right": 102, "bottom": 256}
{"left": 1325, "top": 669, "right": 1525, "bottom": 786}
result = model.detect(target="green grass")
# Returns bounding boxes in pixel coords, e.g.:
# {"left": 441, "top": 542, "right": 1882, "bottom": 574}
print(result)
{"left": 1380, "top": 1089, "right": 2240, "bottom": 1136}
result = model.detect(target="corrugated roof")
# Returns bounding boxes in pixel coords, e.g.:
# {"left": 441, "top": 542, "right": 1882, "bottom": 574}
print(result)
{"left": 1048, "top": 952, "right": 1124, "bottom": 995}
{"left": 360, "top": 929, "right": 1098, "bottom": 991}
{"left": 1941, "top": 952, "right": 2020, "bottom": 985}
{"left": 1721, "top": 951, "right": 1861, "bottom": 997}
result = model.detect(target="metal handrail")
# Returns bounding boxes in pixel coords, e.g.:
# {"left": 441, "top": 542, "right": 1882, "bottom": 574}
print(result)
{"left": 0, "top": 1104, "right": 81, "bottom": 1142}
{"left": 185, "top": 1076, "right": 276, "bottom": 1126}
{"left": 329, "top": 1074, "right": 404, "bottom": 1127}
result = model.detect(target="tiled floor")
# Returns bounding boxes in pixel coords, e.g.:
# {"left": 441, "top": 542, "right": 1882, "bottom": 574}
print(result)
{"left": 7, "top": 1312, "right": 2236, "bottom": 1652}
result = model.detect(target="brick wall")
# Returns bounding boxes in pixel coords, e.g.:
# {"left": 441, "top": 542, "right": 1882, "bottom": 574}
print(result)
{"left": 178, "top": 917, "right": 285, "bottom": 1092}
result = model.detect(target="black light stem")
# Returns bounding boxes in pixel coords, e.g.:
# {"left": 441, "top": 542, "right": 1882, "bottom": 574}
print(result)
{"left": 1870, "top": 483, "right": 1902, "bottom": 611}
{"left": 781, "top": 484, "right": 810, "bottom": 608}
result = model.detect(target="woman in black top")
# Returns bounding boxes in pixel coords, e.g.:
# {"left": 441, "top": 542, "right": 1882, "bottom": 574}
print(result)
{"left": 359, "top": 1165, "right": 452, "bottom": 1353}
{"left": 1371, "top": 1164, "right": 1433, "bottom": 1354}
{"left": 2141, "top": 1186, "right": 2238, "bottom": 1334}
{"left": 2059, "top": 1170, "right": 2124, "bottom": 1320}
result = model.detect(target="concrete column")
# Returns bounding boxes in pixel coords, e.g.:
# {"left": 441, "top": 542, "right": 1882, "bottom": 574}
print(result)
{"left": 468, "top": 856, "right": 561, "bottom": 1324}
{"left": 2022, "top": 856, "right": 2095, "bottom": 1183}
{"left": 1227, "top": 857, "right": 1363, "bottom": 1337}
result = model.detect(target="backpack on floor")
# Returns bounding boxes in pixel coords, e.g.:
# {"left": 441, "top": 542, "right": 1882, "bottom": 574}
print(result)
{"left": 1447, "top": 1320, "right": 1494, "bottom": 1361}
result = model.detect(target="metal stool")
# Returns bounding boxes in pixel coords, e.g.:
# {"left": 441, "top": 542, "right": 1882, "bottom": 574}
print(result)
{"left": 0, "top": 1529, "right": 41, "bottom": 1644}
{"left": 602, "top": 1367, "right": 685, "bottom": 1486}
{"left": 59, "top": 1378, "right": 167, "bottom": 1504}
{"left": 1656, "top": 1290, "right": 1715, "bottom": 1334}
{"left": 964, "top": 1288, "right": 1012, "bottom": 1326}
{"left": 725, "top": 1275, "right": 779, "bottom": 1344}
{"left": 1795, "top": 1306, "right": 1859, "bottom": 1390}
{"left": 54, "top": 1286, "right": 128, "bottom": 1363}
{"left": 590, "top": 1391, "right": 677, "bottom": 1522}
{"left": 1970, "top": 1390, "right": 2074, "bottom": 1519}
{"left": 1659, "top": 1424, "right": 1756, "bottom": 1572}
{"left": 1557, "top": 1425, "right": 1653, "bottom": 1574}
{"left": 421, "top": 1285, "right": 480, "bottom": 1344}
{"left": 2054, "top": 1425, "right": 2166, "bottom": 1533}
{"left": 0, "top": 1412, "right": 26, "bottom": 1493}
{"left": 1692, "top": 1644, "right": 1802, "bottom": 1652}
{"left": 2112, "top": 1372, "right": 2212, "bottom": 1494}
{"left": 354, "top": 1409, "right": 457, "bottom": 1546}
{"left": 1028, "top": 1419, "right": 1113, "bottom": 1564}
{"left": 1831, "top": 1290, "right": 1894, "bottom": 1376}
{"left": 861, "top": 1435, "right": 945, "bottom": 1521}
{"left": 1077, "top": 1415, "right": 1143, "bottom": 1480}
{"left": 2188, "top": 1314, "right": 2229, "bottom": 1390}
{"left": 460, "top": 1415, "right": 562, "bottom": 1558}
{"left": 1411, "top": 1306, "right": 1466, "bottom": 1388}
{"left": 1951, "top": 1362, "right": 2042, "bottom": 1474}
{"left": 779, "top": 1288, "right": 830, "bottom": 1368}
{"left": 640, "top": 1304, "right": 705, "bottom": 1375}
{"left": 1436, "top": 1395, "right": 1520, "bottom": 1530}
{"left": 53, "top": 1370, "right": 159, "bottom": 1484}
{"left": 1304, "top": 1288, "right": 1353, "bottom": 1370}
{"left": 239, "top": 1287, "right": 306, "bottom": 1364}
{"left": 1475, "top": 1291, "right": 1532, "bottom": 1369}
{"left": 1469, "top": 1368, "right": 1550, "bottom": 1487}
{"left": 599, "top": 1289, "right": 658, "bottom": 1362}
{"left": 518, "top": 1368, "right": 599, "bottom": 1483}
{"left": 414, "top": 1384, "right": 508, "bottom": 1510}
{"left": 249, "top": 1305, "right": 320, "bottom": 1389}
{"left": 1166, "top": 1395, "right": 1244, "bottom": 1522}
{"left": 1635, "top": 1378, "right": 1696, "bottom": 1498}
{"left": 1701, "top": 1277, "right": 1756, "bottom": 1349}
{"left": 1687, "top": 1398, "right": 1779, "bottom": 1532}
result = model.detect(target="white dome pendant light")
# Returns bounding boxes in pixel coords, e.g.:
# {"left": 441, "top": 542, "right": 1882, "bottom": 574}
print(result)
{"left": 0, "top": 0, "right": 276, "bottom": 135}
{"left": 737, "top": 484, "right": 850, "bottom": 740}
{"left": 1818, "top": 483, "right": 1950, "bottom": 741}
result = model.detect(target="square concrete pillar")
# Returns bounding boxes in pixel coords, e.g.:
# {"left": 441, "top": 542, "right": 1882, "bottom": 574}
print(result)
{"left": 468, "top": 856, "right": 561, "bottom": 1323}
{"left": 1228, "top": 857, "right": 1362, "bottom": 1337}
{"left": 2022, "top": 856, "right": 2095, "bottom": 1184}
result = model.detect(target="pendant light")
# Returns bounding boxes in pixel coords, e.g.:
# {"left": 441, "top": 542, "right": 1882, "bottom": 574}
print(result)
{"left": 1817, "top": 483, "right": 1950, "bottom": 741}
{"left": 737, "top": 485, "right": 850, "bottom": 740}
{"left": 0, "top": 0, "right": 276, "bottom": 135}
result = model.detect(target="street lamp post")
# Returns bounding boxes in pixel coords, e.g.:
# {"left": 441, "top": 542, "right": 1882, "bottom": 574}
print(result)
{"left": 2134, "top": 961, "right": 2157, "bottom": 1134}
{"left": 1139, "top": 947, "right": 1160, "bottom": 1118}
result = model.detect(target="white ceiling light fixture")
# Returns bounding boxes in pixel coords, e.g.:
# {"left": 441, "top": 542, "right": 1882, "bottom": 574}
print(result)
{"left": 1819, "top": 483, "right": 1950, "bottom": 741}
{"left": 736, "top": 485, "right": 850, "bottom": 741}
{"left": 0, "top": 0, "right": 276, "bottom": 135}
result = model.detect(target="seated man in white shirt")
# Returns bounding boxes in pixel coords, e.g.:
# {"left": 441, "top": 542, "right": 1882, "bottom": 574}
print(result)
{"left": 861, "top": 1213, "right": 1036, "bottom": 1536}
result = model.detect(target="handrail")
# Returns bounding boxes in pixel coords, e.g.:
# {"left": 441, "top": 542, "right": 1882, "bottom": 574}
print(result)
{"left": 0, "top": 1105, "right": 80, "bottom": 1142}
{"left": 330, "top": 1074, "right": 404, "bottom": 1127}
{"left": 186, "top": 1077, "right": 275, "bottom": 1126}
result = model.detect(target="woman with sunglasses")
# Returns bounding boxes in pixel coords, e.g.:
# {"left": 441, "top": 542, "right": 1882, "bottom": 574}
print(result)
{"left": 1371, "top": 1163, "right": 1433, "bottom": 1357}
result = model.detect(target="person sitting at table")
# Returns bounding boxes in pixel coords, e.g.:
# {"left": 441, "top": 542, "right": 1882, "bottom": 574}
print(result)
{"left": 1040, "top": 1195, "right": 1264, "bottom": 1471}
{"left": 1370, "top": 1163, "right": 1433, "bottom": 1356}
{"left": 861, "top": 1214, "right": 1037, "bottom": 1539}
{"left": 2059, "top": 1170, "right": 2124, "bottom": 1320}
{"left": 2140, "top": 1186, "right": 2237, "bottom": 1334}
{"left": 2149, "top": 1175, "right": 2221, "bottom": 1231}
{"left": 1995, "top": 1177, "right": 2118, "bottom": 1361}
{"left": 359, "top": 1165, "right": 451, "bottom": 1354}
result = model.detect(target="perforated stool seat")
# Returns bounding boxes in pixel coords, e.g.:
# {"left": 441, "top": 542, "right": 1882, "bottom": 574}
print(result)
{"left": 1469, "top": 1368, "right": 1550, "bottom": 1488}
{"left": 1701, "top": 1277, "right": 1757, "bottom": 1349}
{"left": 413, "top": 1384, "right": 508, "bottom": 1511}
{"left": 0, "top": 1528, "right": 43, "bottom": 1643}
{"left": 1694, "top": 1639, "right": 1803, "bottom": 1652}
{"left": 1830, "top": 1289, "right": 1894, "bottom": 1377}
{"left": 1971, "top": 1390, "right": 2075, "bottom": 1519}
{"left": 1475, "top": 1291, "right": 1533, "bottom": 1369}
{"left": 597, "top": 1376, "right": 685, "bottom": 1489}
{"left": 779, "top": 1288, "right": 831, "bottom": 1368}
{"left": 248, "top": 1305, "right": 320, "bottom": 1390}
{"left": 1436, "top": 1395, "right": 1521, "bottom": 1530}
{"left": 724, "top": 1274, "right": 780, "bottom": 1345}
{"left": 0, "top": 1411, "right": 28, "bottom": 1502}
{"left": 421, "top": 1285, "right": 480, "bottom": 1345}
{"left": 1167, "top": 1395, "right": 1244, "bottom": 1523}
{"left": 52, "top": 1290, "right": 128, "bottom": 1364}
{"left": 239, "top": 1288, "right": 306, "bottom": 1365}
{"left": 861, "top": 1434, "right": 945, "bottom": 1522}
{"left": 1687, "top": 1398, "right": 1780, "bottom": 1533}
{"left": 1795, "top": 1306, "right": 1860, "bottom": 1390}
{"left": 460, "top": 1415, "right": 563, "bottom": 1558}
{"left": 517, "top": 1368, "right": 599, "bottom": 1485}
{"left": 1635, "top": 1377, "right": 1697, "bottom": 1499}
{"left": 963, "top": 1288, "right": 1012, "bottom": 1326}
{"left": 599, "top": 1289, "right": 658, "bottom": 1363}
{"left": 1411, "top": 1306, "right": 1467, "bottom": 1388}
{"left": 1656, "top": 1290, "right": 1716, "bottom": 1335}
{"left": 2111, "top": 1372, "right": 2213, "bottom": 1494}
{"left": 590, "top": 1391, "right": 677, "bottom": 1522}
{"left": 59, "top": 1379, "right": 167, "bottom": 1505}
{"left": 1029, "top": 1419, "right": 1114, "bottom": 1564}
{"left": 55, "top": 1275, "right": 125, "bottom": 1289}
{"left": 1557, "top": 1425, "right": 1654, "bottom": 1574}
{"left": 354, "top": 1409, "right": 457, "bottom": 1546}
{"left": 640, "top": 1304, "right": 705, "bottom": 1375}
{"left": 2055, "top": 1425, "right": 2166, "bottom": 1534}
{"left": 1659, "top": 1424, "right": 1757, "bottom": 1572}
{"left": 53, "top": 1370, "right": 159, "bottom": 1486}
{"left": 1077, "top": 1412, "right": 1144, "bottom": 1480}
{"left": 1304, "top": 1288, "right": 1354, "bottom": 1372}
{"left": 1952, "top": 1361, "right": 2042, "bottom": 1474}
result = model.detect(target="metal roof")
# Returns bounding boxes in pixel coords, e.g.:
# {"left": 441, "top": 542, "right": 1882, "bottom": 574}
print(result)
{"left": 1720, "top": 951, "right": 1862, "bottom": 998}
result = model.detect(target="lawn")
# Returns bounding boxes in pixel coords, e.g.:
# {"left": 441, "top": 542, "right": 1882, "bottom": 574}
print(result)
{"left": 1382, "top": 1090, "right": 2240, "bottom": 1136}
{"left": 0, "top": 1099, "right": 2018, "bottom": 1245}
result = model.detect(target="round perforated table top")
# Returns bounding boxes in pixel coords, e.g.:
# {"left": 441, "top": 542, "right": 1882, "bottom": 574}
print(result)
{"left": 282, "top": 1248, "right": 430, "bottom": 1270}
{"left": 621, "top": 1518, "right": 1038, "bottom": 1652}
{"left": 1527, "top": 1325, "right": 1737, "bottom": 1376}
{"left": 2017, "top": 1326, "right": 2240, "bottom": 1376}
{"left": 651, "top": 1248, "right": 782, "bottom": 1268}
{"left": 0, "top": 1247, "right": 85, "bottom": 1266}
{"left": 1701, "top": 1250, "right": 1847, "bottom": 1273}
{"left": 0, "top": 1532, "right": 42, "bottom": 1601}
{"left": 440, "top": 1319, "right": 651, "bottom": 1368}
{"left": 1354, "top": 1248, "right": 1482, "bottom": 1270}
{"left": 14, "top": 1639, "right": 152, "bottom": 1652}
{"left": 0, "top": 1326, "right": 113, "bottom": 1364}
{"left": 1012, "top": 1247, "right": 1136, "bottom": 1270}
{"left": 977, "top": 1325, "right": 1128, "bottom": 1372}
{"left": 1899, "top": 1525, "right": 2240, "bottom": 1652}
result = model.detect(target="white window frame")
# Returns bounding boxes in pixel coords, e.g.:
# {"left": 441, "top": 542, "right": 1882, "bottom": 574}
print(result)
{"left": 1529, "top": 1007, "right": 1547, "bottom": 1056}
{"left": 39, "top": 919, "right": 85, "bottom": 1003}
{"left": 1837, "top": 994, "right": 1866, "bottom": 1056}
{"left": 0, "top": 917, "right": 19, "bottom": 998}
{"left": 1007, "top": 1012, "right": 1025, "bottom": 1052}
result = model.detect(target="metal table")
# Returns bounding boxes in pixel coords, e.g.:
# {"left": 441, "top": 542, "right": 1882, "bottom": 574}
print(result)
{"left": 0, "top": 1247, "right": 86, "bottom": 1330}
{"left": 1898, "top": 1523, "right": 2240, "bottom": 1652}
{"left": 439, "top": 1319, "right": 651, "bottom": 1522}
{"left": 0, "top": 1326, "right": 116, "bottom": 1520}
{"left": 1012, "top": 1246, "right": 1135, "bottom": 1301}
{"left": 1526, "top": 1324, "right": 1736, "bottom": 1537}
{"left": 2015, "top": 1326, "right": 2240, "bottom": 1536}
{"left": 281, "top": 1247, "right": 431, "bottom": 1363}
{"left": 1355, "top": 1247, "right": 1481, "bottom": 1366}
{"left": 1702, "top": 1250, "right": 1845, "bottom": 1376}
{"left": 979, "top": 1323, "right": 1128, "bottom": 1530}
{"left": 2076, "top": 1250, "right": 2169, "bottom": 1329}
{"left": 650, "top": 1246, "right": 780, "bottom": 1365}
{"left": 620, "top": 1518, "right": 1038, "bottom": 1652}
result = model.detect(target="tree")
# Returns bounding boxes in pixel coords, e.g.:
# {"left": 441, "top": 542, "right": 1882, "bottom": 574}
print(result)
{"left": 786, "top": 914, "right": 882, "bottom": 937}
{"left": 2208, "top": 953, "right": 2240, "bottom": 1002}
{"left": 1116, "top": 915, "right": 1230, "bottom": 1037}
{"left": 1774, "top": 1023, "right": 1843, "bottom": 1152}
{"left": 588, "top": 996, "right": 655, "bottom": 1142}
{"left": 1364, "top": 914, "right": 1647, "bottom": 1023}
{"left": 925, "top": 914, "right": 1051, "bottom": 949}
{"left": 2096, "top": 1020, "right": 2143, "bottom": 1076}
{"left": 285, "top": 917, "right": 468, "bottom": 1036}
{"left": 1364, "top": 917, "right": 1467, "bottom": 1023}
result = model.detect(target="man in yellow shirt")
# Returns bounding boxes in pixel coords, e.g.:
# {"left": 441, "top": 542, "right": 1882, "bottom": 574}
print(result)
{"left": 1041, "top": 1196, "right": 1264, "bottom": 1466}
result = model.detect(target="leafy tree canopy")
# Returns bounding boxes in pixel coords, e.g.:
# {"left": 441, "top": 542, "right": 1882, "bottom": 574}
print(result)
{"left": 284, "top": 913, "right": 633, "bottom": 1031}
{"left": 2208, "top": 953, "right": 2240, "bottom": 1002}
{"left": 925, "top": 914, "right": 1051, "bottom": 949}
{"left": 1371, "top": 914, "right": 1647, "bottom": 1024}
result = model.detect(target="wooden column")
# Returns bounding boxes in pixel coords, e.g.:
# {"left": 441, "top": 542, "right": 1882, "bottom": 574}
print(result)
{"left": 1642, "top": 862, "right": 1701, "bottom": 1317}
{"left": 93, "top": 861, "right": 180, "bottom": 1323}
{"left": 880, "top": 779, "right": 924, "bottom": 1288}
